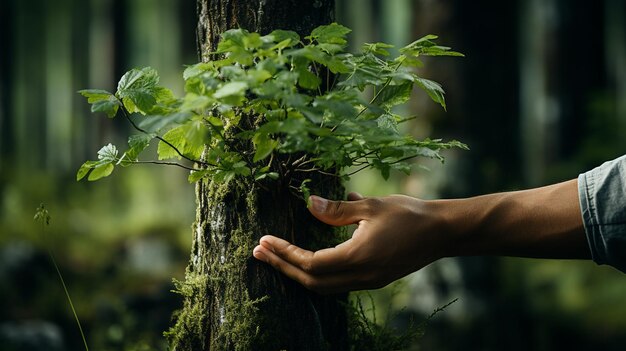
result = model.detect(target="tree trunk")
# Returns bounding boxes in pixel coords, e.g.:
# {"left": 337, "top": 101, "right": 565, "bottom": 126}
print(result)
{"left": 167, "top": 1, "right": 349, "bottom": 350}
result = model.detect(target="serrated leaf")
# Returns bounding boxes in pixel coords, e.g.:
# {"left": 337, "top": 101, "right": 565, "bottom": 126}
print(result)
{"left": 376, "top": 114, "right": 399, "bottom": 134}
{"left": 264, "top": 30, "right": 300, "bottom": 45}
{"left": 309, "top": 23, "right": 351, "bottom": 46}
{"left": 116, "top": 67, "right": 160, "bottom": 114}
{"left": 414, "top": 77, "right": 446, "bottom": 110}
{"left": 117, "top": 67, "right": 159, "bottom": 91}
{"left": 401, "top": 35, "right": 464, "bottom": 58}
{"left": 362, "top": 42, "right": 394, "bottom": 56}
{"left": 119, "top": 134, "right": 154, "bottom": 166}
{"left": 78, "top": 89, "right": 120, "bottom": 117}
{"left": 157, "top": 121, "right": 207, "bottom": 160}
{"left": 377, "top": 83, "right": 413, "bottom": 109}
{"left": 97, "top": 143, "right": 118, "bottom": 162}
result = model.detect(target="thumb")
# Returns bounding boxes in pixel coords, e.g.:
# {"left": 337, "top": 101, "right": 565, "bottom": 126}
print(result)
{"left": 309, "top": 195, "right": 364, "bottom": 226}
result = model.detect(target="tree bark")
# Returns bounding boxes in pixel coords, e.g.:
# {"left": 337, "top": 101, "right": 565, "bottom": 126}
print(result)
{"left": 167, "top": 1, "right": 349, "bottom": 350}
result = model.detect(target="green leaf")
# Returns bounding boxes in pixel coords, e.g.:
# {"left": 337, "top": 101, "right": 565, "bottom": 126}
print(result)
{"left": 188, "top": 169, "right": 211, "bottom": 183}
{"left": 183, "top": 62, "right": 215, "bottom": 80}
{"left": 255, "top": 171, "right": 279, "bottom": 181}
{"left": 34, "top": 203, "right": 51, "bottom": 226}
{"left": 252, "top": 133, "right": 279, "bottom": 162}
{"left": 180, "top": 93, "right": 211, "bottom": 111}
{"left": 137, "top": 112, "right": 193, "bottom": 133}
{"left": 401, "top": 34, "right": 464, "bottom": 58}
{"left": 264, "top": 30, "right": 300, "bottom": 46}
{"left": 77, "top": 25, "right": 466, "bottom": 187}
{"left": 339, "top": 54, "right": 389, "bottom": 89}
{"left": 362, "top": 42, "right": 394, "bottom": 56}
{"left": 377, "top": 83, "right": 413, "bottom": 109}
{"left": 116, "top": 67, "right": 160, "bottom": 114}
{"left": 78, "top": 89, "right": 120, "bottom": 118}
{"left": 119, "top": 134, "right": 154, "bottom": 166}
{"left": 157, "top": 121, "right": 208, "bottom": 160}
{"left": 376, "top": 114, "right": 399, "bottom": 134}
{"left": 232, "top": 161, "right": 251, "bottom": 177}
{"left": 88, "top": 163, "right": 114, "bottom": 181}
{"left": 76, "top": 160, "right": 98, "bottom": 181}
{"left": 299, "top": 179, "right": 312, "bottom": 206}
{"left": 97, "top": 143, "right": 118, "bottom": 163}
{"left": 297, "top": 68, "right": 322, "bottom": 90}
{"left": 309, "top": 23, "right": 352, "bottom": 46}
{"left": 414, "top": 77, "right": 446, "bottom": 110}
{"left": 214, "top": 81, "right": 248, "bottom": 99}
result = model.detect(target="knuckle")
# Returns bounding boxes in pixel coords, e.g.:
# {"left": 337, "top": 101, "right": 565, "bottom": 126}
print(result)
{"left": 301, "top": 260, "right": 316, "bottom": 273}
{"left": 363, "top": 197, "right": 383, "bottom": 215}
{"left": 331, "top": 200, "right": 346, "bottom": 218}
{"left": 301, "top": 276, "right": 319, "bottom": 291}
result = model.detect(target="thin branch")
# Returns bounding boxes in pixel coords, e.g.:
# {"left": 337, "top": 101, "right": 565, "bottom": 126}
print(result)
{"left": 345, "top": 163, "right": 372, "bottom": 177}
{"left": 293, "top": 167, "right": 338, "bottom": 177}
{"left": 116, "top": 100, "right": 211, "bottom": 166}
{"left": 132, "top": 160, "right": 197, "bottom": 171}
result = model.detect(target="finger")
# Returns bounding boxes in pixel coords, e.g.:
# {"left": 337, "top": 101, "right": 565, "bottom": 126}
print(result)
{"left": 258, "top": 235, "right": 354, "bottom": 274}
{"left": 347, "top": 192, "right": 365, "bottom": 201}
{"left": 308, "top": 195, "right": 369, "bottom": 226}
{"left": 253, "top": 244, "right": 382, "bottom": 294}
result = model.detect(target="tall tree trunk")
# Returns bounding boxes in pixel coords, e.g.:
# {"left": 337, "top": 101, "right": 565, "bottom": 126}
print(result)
{"left": 167, "top": 1, "right": 349, "bottom": 350}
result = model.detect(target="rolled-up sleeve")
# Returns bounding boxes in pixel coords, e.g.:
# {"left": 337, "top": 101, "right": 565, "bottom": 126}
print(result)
{"left": 578, "top": 154, "right": 626, "bottom": 273}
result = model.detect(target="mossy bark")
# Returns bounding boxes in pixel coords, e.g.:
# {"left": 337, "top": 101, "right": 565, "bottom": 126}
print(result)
{"left": 167, "top": 1, "right": 349, "bottom": 350}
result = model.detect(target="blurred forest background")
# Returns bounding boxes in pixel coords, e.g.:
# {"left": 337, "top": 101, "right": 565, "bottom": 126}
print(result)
{"left": 1, "top": 0, "right": 625, "bottom": 350}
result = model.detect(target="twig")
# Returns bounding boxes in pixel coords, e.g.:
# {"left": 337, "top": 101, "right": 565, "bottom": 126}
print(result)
{"left": 116, "top": 100, "right": 211, "bottom": 167}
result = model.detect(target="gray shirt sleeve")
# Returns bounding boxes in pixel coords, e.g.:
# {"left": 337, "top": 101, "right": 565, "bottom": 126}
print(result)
{"left": 578, "top": 154, "right": 626, "bottom": 273}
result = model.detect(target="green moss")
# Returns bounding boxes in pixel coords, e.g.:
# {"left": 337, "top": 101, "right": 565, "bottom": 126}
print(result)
{"left": 167, "top": 177, "right": 270, "bottom": 350}
{"left": 164, "top": 271, "right": 210, "bottom": 350}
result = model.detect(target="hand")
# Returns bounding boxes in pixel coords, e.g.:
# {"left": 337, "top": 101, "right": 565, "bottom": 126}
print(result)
{"left": 252, "top": 192, "right": 450, "bottom": 294}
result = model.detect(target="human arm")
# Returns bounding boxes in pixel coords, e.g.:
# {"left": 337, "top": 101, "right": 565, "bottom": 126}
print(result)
{"left": 252, "top": 179, "right": 590, "bottom": 294}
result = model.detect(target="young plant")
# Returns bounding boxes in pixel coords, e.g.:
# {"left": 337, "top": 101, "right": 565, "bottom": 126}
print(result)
{"left": 34, "top": 204, "right": 89, "bottom": 351}
{"left": 77, "top": 23, "right": 466, "bottom": 197}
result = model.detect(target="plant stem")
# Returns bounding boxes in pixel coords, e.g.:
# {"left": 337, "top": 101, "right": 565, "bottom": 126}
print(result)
{"left": 132, "top": 160, "right": 198, "bottom": 171}
{"left": 42, "top": 224, "right": 89, "bottom": 351}
{"left": 116, "top": 101, "right": 211, "bottom": 167}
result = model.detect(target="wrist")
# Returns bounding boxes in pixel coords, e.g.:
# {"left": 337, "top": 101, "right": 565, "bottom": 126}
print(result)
{"left": 418, "top": 198, "right": 469, "bottom": 259}
{"left": 431, "top": 194, "right": 504, "bottom": 258}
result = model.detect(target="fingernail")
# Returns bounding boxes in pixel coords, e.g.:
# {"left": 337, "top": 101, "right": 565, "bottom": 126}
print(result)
{"left": 253, "top": 248, "right": 267, "bottom": 262}
{"left": 310, "top": 195, "right": 328, "bottom": 213}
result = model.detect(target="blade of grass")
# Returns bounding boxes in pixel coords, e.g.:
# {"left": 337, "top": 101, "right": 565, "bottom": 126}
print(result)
{"left": 35, "top": 204, "right": 89, "bottom": 351}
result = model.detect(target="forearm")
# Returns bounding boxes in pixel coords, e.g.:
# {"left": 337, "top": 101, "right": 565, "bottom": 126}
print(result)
{"left": 435, "top": 179, "right": 591, "bottom": 259}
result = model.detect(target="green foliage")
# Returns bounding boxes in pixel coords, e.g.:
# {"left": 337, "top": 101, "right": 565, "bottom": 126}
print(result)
{"left": 78, "top": 23, "right": 466, "bottom": 197}
{"left": 34, "top": 203, "right": 51, "bottom": 226}
{"left": 347, "top": 292, "right": 457, "bottom": 351}
{"left": 34, "top": 204, "right": 90, "bottom": 351}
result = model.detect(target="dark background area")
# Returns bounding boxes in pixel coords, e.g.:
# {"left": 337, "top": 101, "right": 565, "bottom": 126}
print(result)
{"left": 1, "top": 0, "right": 625, "bottom": 350}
